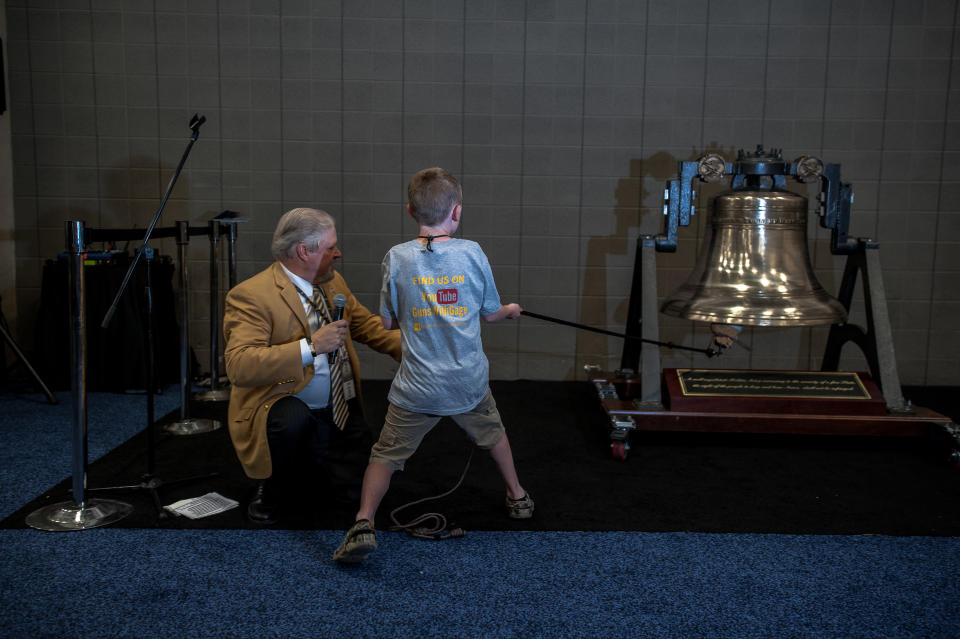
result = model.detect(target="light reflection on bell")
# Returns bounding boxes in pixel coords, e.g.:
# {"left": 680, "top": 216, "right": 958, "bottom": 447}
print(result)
{"left": 661, "top": 187, "right": 847, "bottom": 327}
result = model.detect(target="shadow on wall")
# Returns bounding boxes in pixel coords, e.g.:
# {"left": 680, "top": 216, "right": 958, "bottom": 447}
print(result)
{"left": 577, "top": 143, "right": 736, "bottom": 373}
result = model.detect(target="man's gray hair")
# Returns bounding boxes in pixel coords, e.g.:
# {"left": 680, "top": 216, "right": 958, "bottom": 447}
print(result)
{"left": 271, "top": 208, "right": 336, "bottom": 259}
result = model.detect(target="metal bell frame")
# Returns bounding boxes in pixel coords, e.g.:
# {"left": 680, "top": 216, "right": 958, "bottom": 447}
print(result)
{"left": 617, "top": 145, "right": 906, "bottom": 413}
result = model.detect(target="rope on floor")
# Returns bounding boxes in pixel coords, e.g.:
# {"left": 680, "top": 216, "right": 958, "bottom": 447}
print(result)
{"left": 388, "top": 448, "right": 474, "bottom": 541}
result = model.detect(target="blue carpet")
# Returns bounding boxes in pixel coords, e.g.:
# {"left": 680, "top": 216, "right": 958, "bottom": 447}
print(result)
{"left": 1, "top": 529, "right": 958, "bottom": 638}
{"left": 1, "top": 390, "right": 959, "bottom": 637}
{"left": 0, "top": 390, "right": 181, "bottom": 520}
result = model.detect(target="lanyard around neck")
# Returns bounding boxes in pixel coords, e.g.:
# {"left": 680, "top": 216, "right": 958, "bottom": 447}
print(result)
{"left": 293, "top": 283, "right": 330, "bottom": 323}
{"left": 418, "top": 234, "right": 450, "bottom": 252}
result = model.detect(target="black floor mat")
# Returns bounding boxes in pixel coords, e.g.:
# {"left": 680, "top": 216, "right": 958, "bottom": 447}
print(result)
{"left": 4, "top": 381, "right": 959, "bottom": 535}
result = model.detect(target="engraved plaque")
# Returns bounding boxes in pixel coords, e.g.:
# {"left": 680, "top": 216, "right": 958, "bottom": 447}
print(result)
{"left": 663, "top": 369, "right": 887, "bottom": 416}
{"left": 676, "top": 369, "right": 870, "bottom": 400}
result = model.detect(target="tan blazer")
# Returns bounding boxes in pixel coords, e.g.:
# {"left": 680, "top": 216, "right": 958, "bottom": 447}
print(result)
{"left": 223, "top": 262, "right": 400, "bottom": 479}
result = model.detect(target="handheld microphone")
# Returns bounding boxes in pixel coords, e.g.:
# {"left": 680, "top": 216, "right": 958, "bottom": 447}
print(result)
{"left": 333, "top": 294, "right": 347, "bottom": 321}
{"left": 331, "top": 294, "right": 347, "bottom": 361}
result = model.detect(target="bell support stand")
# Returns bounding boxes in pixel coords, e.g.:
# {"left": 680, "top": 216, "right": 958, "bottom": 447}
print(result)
{"left": 586, "top": 145, "right": 959, "bottom": 464}
{"left": 821, "top": 239, "right": 906, "bottom": 412}
{"left": 25, "top": 222, "right": 133, "bottom": 530}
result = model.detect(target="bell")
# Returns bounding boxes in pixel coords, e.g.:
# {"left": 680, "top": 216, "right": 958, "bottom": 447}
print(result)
{"left": 661, "top": 187, "right": 847, "bottom": 327}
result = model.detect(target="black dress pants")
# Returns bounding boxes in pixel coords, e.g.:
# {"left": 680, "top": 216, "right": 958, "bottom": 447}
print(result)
{"left": 265, "top": 395, "right": 372, "bottom": 507}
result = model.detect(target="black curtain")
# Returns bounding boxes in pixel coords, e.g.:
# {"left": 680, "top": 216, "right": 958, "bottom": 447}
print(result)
{"left": 35, "top": 254, "right": 184, "bottom": 392}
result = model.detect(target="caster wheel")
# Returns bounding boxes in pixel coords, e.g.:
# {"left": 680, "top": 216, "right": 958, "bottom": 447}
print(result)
{"left": 611, "top": 440, "right": 628, "bottom": 461}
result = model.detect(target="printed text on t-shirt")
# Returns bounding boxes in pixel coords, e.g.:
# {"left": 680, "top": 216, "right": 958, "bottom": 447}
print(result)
{"left": 412, "top": 275, "right": 465, "bottom": 286}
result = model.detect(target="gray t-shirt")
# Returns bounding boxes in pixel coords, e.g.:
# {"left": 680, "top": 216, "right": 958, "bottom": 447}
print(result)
{"left": 380, "top": 238, "right": 502, "bottom": 415}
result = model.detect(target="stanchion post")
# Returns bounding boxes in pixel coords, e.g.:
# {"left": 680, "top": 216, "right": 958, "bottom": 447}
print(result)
{"left": 68, "top": 221, "right": 87, "bottom": 504}
{"left": 226, "top": 218, "right": 239, "bottom": 290}
{"left": 163, "top": 221, "right": 220, "bottom": 435}
{"left": 25, "top": 221, "right": 133, "bottom": 530}
{"left": 196, "top": 219, "right": 229, "bottom": 401}
{"left": 178, "top": 221, "right": 190, "bottom": 417}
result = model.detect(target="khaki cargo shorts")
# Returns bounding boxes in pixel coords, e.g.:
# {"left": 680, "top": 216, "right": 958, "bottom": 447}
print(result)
{"left": 370, "top": 390, "right": 505, "bottom": 471}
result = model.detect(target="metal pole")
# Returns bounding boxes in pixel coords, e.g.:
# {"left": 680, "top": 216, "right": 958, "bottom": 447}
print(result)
{"left": 26, "top": 221, "right": 132, "bottom": 530}
{"left": 68, "top": 221, "right": 87, "bottom": 506}
{"left": 209, "top": 219, "right": 220, "bottom": 389}
{"left": 164, "top": 221, "right": 220, "bottom": 434}
{"left": 226, "top": 220, "right": 238, "bottom": 289}
{"left": 143, "top": 245, "right": 156, "bottom": 474}
{"left": 178, "top": 221, "right": 190, "bottom": 418}
{"left": 196, "top": 220, "right": 229, "bottom": 401}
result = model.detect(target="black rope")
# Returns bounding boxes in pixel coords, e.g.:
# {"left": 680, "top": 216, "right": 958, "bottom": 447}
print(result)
{"left": 388, "top": 311, "right": 713, "bottom": 539}
{"left": 519, "top": 310, "right": 717, "bottom": 357}
{"left": 388, "top": 448, "right": 474, "bottom": 541}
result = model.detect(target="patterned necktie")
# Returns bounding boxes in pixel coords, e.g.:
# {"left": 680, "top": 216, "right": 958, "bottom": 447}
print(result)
{"left": 309, "top": 286, "right": 324, "bottom": 311}
{"left": 312, "top": 286, "right": 349, "bottom": 431}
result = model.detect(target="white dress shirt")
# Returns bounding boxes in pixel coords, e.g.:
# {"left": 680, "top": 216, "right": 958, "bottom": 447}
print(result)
{"left": 279, "top": 263, "right": 332, "bottom": 409}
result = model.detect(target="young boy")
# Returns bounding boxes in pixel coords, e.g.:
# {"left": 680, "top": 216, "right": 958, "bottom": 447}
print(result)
{"left": 333, "top": 167, "right": 533, "bottom": 564}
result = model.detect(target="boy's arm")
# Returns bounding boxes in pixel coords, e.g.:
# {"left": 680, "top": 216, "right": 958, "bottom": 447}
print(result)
{"left": 346, "top": 297, "right": 401, "bottom": 361}
{"left": 332, "top": 273, "right": 401, "bottom": 361}
{"left": 378, "top": 252, "right": 401, "bottom": 332}
{"left": 482, "top": 303, "right": 522, "bottom": 323}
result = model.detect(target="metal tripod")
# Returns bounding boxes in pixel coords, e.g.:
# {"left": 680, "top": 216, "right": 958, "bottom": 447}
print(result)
{"left": 0, "top": 295, "right": 57, "bottom": 404}
{"left": 87, "top": 245, "right": 217, "bottom": 518}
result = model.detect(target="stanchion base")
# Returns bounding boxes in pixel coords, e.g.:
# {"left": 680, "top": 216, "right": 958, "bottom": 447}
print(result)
{"left": 164, "top": 418, "right": 221, "bottom": 435}
{"left": 25, "top": 498, "right": 133, "bottom": 532}
{"left": 194, "top": 388, "right": 231, "bottom": 402}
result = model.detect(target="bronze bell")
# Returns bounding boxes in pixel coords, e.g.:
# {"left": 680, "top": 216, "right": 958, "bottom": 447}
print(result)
{"left": 661, "top": 186, "right": 847, "bottom": 327}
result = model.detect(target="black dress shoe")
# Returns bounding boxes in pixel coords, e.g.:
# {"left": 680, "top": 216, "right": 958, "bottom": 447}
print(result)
{"left": 247, "top": 481, "right": 278, "bottom": 524}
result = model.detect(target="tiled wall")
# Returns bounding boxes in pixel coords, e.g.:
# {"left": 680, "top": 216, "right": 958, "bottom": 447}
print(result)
{"left": 5, "top": 0, "right": 959, "bottom": 385}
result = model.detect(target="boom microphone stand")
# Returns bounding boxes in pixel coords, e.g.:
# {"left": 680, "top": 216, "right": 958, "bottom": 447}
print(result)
{"left": 91, "top": 114, "right": 217, "bottom": 519}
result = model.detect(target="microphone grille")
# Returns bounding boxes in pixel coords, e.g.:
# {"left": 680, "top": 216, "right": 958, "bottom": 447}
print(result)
{"left": 333, "top": 293, "right": 347, "bottom": 308}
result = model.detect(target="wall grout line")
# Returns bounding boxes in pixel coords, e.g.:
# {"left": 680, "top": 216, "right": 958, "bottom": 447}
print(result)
{"left": 515, "top": 0, "right": 528, "bottom": 378}
{"left": 921, "top": 0, "right": 960, "bottom": 385}
{"left": 809, "top": 0, "right": 836, "bottom": 370}
{"left": 339, "top": 0, "right": 345, "bottom": 244}
{"left": 87, "top": 1, "right": 102, "bottom": 232}
{"left": 759, "top": 0, "right": 772, "bottom": 150}
{"left": 22, "top": 7, "right": 40, "bottom": 266}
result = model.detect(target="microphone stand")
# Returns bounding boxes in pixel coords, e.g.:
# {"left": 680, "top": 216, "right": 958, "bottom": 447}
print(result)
{"left": 101, "top": 114, "right": 206, "bottom": 331}
{"left": 90, "top": 114, "right": 218, "bottom": 519}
